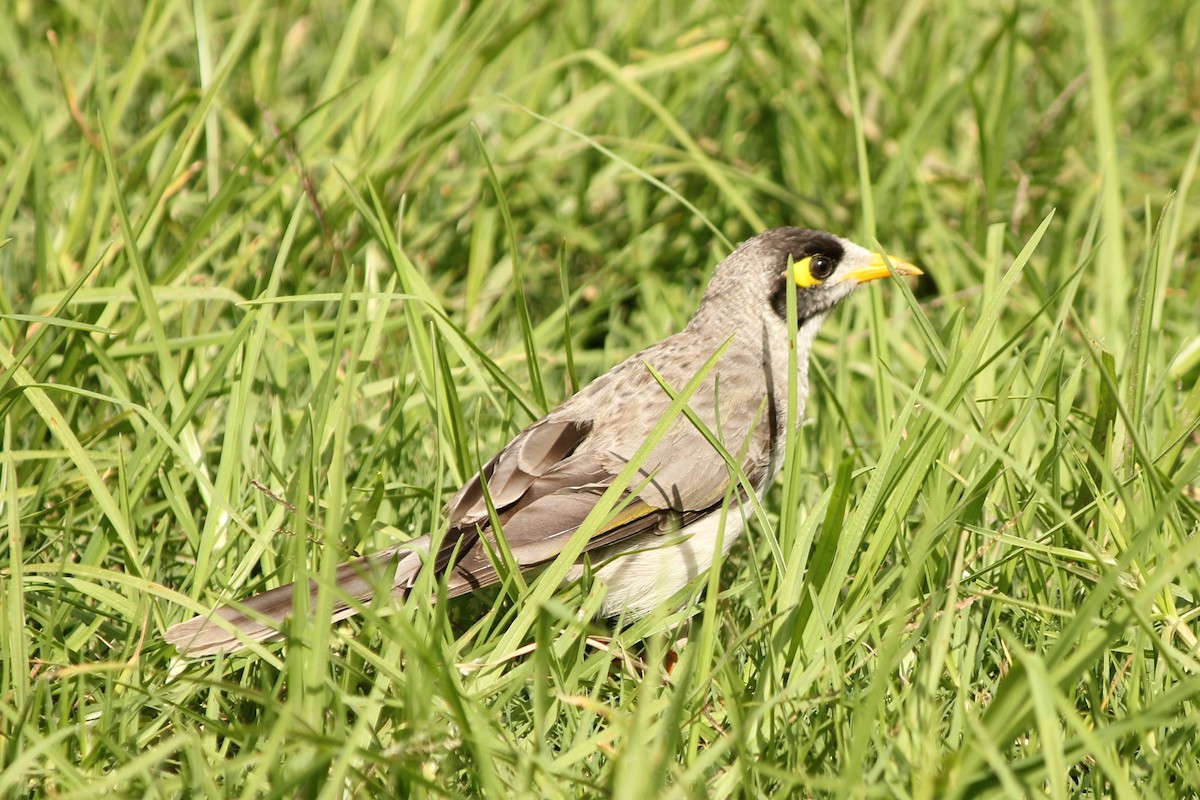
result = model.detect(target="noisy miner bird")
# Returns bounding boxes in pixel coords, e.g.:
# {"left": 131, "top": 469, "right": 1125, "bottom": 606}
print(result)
{"left": 165, "top": 227, "right": 922, "bottom": 656}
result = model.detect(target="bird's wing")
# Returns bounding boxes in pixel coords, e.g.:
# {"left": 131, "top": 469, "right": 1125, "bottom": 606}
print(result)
{"left": 441, "top": 450, "right": 692, "bottom": 595}
{"left": 445, "top": 417, "right": 595, "bottom": 527}
{"left": 440, "top": 348, "right": 774, "bottom": 594}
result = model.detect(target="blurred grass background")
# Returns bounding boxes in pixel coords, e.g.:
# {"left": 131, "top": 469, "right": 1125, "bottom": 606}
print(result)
{"left": 1, "top": 0, "right": 1199, "bottom": 796}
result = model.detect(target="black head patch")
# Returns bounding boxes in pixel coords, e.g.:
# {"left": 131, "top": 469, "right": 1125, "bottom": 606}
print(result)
{"left": 764, "top": 228, "right": 847, "bottom": 322}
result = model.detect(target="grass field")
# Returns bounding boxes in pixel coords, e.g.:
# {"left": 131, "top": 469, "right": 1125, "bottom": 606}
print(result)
{"left": 2, "top": 0, "right": 1199, "bottom": 796}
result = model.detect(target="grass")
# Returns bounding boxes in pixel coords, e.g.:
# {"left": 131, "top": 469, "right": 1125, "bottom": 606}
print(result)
{"left": 2, "top": 0, "right": 1199, "bottom": 796}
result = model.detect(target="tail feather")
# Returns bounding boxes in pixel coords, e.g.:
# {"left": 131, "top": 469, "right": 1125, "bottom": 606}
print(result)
{"left": 164, "top": 539, "right": 428, "bottom": 657}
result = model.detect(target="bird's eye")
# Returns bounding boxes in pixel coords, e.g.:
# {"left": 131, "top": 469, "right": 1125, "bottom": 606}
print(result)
{"left": 810, "top": 255, "right": 835, "bottom": 280}
{"left": 792, "top": 254, "right": 838, "bottom": 287}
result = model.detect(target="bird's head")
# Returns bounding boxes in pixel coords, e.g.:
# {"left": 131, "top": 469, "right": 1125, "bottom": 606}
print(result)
{"left": 694, "top": 227, "right": 922, "bottom": 330}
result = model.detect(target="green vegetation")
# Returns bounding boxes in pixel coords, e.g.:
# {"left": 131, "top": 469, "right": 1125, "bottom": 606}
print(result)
{"left": 2, "top": 0, "right": 1198, "bottom": 796}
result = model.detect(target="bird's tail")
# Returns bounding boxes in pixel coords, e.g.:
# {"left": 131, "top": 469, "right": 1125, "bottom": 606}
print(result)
{"left": 163, "top": 538, "right": 428, "bottom": 657}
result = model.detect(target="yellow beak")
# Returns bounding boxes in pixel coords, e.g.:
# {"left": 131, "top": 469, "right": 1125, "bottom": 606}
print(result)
{"left": 841, "top": 252, "right": 924, "bottom": 284}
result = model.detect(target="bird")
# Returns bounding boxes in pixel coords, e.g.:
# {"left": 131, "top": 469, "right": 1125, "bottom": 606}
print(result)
{"left": 164, "top": 227, "right": 921, "bottom": 656}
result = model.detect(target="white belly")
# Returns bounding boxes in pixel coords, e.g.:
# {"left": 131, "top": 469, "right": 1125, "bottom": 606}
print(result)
{"left": 564, "top": 508, "right": 747, "bottom": 617}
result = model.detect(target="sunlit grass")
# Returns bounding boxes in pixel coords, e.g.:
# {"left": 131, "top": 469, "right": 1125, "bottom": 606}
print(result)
{"left": 1, "top": 0, "right": 1198, "bottom": 796}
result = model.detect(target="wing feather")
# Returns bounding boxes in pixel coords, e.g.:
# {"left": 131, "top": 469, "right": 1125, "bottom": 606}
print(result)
{"left": 446, "top": 418, "right": 593, "bottom": 526}
{"left": 440, "top": 342, "right": 777, "bottom": 595}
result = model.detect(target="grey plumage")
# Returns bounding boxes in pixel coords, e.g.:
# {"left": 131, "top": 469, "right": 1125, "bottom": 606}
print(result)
{"left": 164, "top": 227, "right": 921, "bottom": 656}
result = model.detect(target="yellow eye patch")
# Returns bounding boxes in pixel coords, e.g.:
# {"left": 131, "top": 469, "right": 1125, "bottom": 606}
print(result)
{"left": 792, "top": 255, "right": 824, "bottom": 288}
